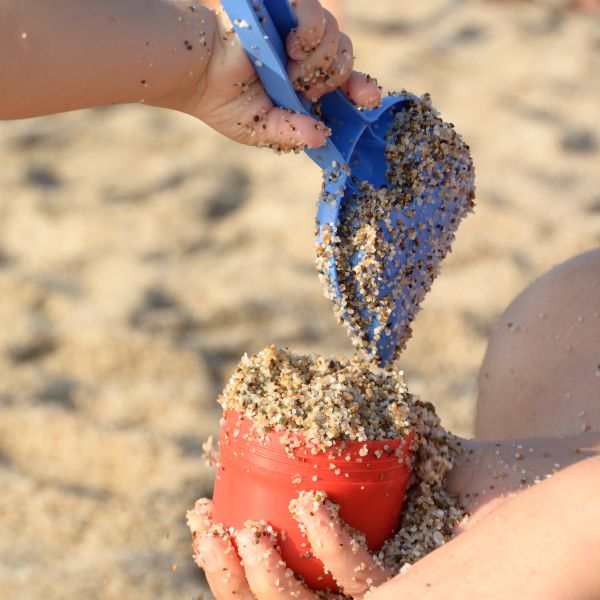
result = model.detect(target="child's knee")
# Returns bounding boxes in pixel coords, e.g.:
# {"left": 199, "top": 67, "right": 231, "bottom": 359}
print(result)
{"left": 475, "top": 249, "right": 600, "bottom": 439}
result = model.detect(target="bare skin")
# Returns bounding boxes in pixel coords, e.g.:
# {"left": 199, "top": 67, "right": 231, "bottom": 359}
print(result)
{"left": 476, "top": 248, "right": 600, "bottom": 439}
{"left": 0, "top": 0, "right": 381, "bottom": 149}
{"left": 189, "top": 249, "right": 600, "bottom": 599}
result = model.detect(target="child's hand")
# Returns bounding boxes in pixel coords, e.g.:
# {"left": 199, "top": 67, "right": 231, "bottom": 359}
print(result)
{"left": 187, "top": 433, "right": 600, "bottom": 599}
{"left": 157, "top": 0, "right": 382, "bottom": 151}
{"left": 187, "top": 495, "right": 391, "bottom": 599}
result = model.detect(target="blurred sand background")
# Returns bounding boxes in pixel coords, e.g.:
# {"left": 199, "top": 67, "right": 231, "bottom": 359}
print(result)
{"left": 0, "top": 0, "right": 599, "bottom": 597}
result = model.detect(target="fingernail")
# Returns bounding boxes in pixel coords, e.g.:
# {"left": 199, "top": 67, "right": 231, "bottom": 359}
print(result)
{"left": 196, "top": 543, "right": 219, "bottom": 572}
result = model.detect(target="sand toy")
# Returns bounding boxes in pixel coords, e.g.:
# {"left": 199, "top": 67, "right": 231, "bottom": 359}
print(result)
{"left": 222, "top": 0, "right": 475, "bottom": 365}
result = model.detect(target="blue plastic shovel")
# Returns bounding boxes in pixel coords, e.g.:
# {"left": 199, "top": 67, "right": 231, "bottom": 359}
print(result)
{"left": 221, "top": 0, "right": 473, "bottom": 365}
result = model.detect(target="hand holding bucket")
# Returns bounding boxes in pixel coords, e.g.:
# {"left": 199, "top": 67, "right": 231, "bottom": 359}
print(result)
{"left": 212, "top": 410, "right": 413, "bottom": 591}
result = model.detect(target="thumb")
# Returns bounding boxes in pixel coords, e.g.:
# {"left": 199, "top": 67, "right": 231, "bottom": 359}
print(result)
{"left": 255, "top": 105, "right": 331, "bottom": 152}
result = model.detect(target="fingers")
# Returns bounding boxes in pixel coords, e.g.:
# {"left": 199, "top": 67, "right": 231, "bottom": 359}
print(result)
{"left": 292, "top": 492, "right": 392, "bottom": 598}
{"left": 235, "top": 523, "right": 317, "bottom": 600}
{"left": 302, "top": 32, "right": 353, "bottom": 101}
{"left": 187, "top": 495, "right": 390, "bottom": 600}
{"left": 287, "top": 0, "right": 327, "bottom": 60}
{"left": 196, "top": 533, "right": 254, "bottom": 599}
{"left": 187, "top": 499, "right": 254, "bottom": 600}
{"left": 258, "top": 106, "right": 330, "bottom": 151}
{"left": 286, "top": 7, "right": 382, "bottom": 108}
{"left": 186, "top": 498, "right": 213, "bottom": 537}
{"left": 288, "top": 9, "right": 339, "bottom": 97}
{"left": 341, "top": 72, "right": 382, "bottom": 110}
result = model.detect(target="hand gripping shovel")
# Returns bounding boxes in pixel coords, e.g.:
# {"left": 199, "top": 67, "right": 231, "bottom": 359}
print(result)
{"left": 222, "top": 0, "right": 475, "bottom": 365}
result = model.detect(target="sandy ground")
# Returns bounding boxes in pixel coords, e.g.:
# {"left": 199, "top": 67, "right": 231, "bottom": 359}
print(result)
{"left": 0, "top": 0, "right": 599, "bottom": 598}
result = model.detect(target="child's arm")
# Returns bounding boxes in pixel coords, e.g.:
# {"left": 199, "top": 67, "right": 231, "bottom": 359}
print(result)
{"left": 447, "top": 431, "right": 600, "bottom": 527}
{"left": 0, "top": 0, "right": 212, "bottom": 118}
{"left": 0, "top": 0, "right": 381, "bottom": 149}
{"left": 373, "top": 454, "right": 600, "bottom": 600}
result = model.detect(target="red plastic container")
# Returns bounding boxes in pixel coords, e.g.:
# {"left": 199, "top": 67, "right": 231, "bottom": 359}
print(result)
{"left": 212, "top": 410, "right": 414, "bottom": 591}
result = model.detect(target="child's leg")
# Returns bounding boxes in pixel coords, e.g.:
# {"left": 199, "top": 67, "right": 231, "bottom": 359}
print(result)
{"left": 475, "top": 248, "right": 600, "bottom": 439}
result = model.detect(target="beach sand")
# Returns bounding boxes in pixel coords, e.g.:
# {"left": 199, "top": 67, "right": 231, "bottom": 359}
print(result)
{"left": 0, "top": 0, "right": 598, "bottom": 597}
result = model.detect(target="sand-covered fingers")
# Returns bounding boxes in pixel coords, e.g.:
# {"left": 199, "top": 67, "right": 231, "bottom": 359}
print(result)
{"left": 196, "top": 532, "right": 254, "bottom": 599}
{"left": 288, "top": 9, "right": 339, "bottom": 97}
{"left": 186, "top": 497, "right": 214, "bottom": 537}
{"left": 340, "top": 72, "right": 381, "bottom": 110}
{"left": 256, "top": 105, "right": 331, "bottom": 151}
{"left": 302, "top": 32, "right": 354, "bottom": 101}
{"left": 292, "top": 492, "right": 392, "bottom": 598}
{"left": 287, "top": 0, "right": 328, "bottom": 60}
{"left": 287, "top": 6, "right": 381, "bottom": 107}
{"left": 187, "top": 499, "right": 254, "bottom": 600}
{"left": 235, "top": 524, "right": 318, "bottom": 599}
{"left": 322, "top": 38, "right": 381, "bottom": 108}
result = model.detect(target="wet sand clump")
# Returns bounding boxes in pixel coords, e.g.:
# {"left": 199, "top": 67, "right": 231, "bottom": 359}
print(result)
{"left": 218, "top": 344, "right": 412, "bottom": 449}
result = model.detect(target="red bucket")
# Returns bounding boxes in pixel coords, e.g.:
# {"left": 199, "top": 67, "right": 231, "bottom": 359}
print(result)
{"left": 212, "top": 410, "right": 414, "bottom": 591}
